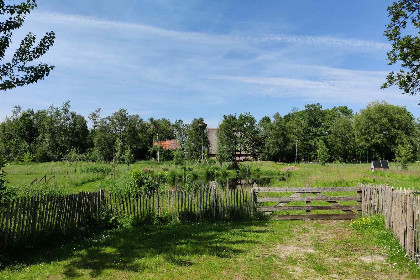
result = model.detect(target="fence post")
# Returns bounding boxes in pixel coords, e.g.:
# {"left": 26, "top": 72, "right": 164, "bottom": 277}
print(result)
{"left": 31, "top": 196, "right": 38, "bottom": 242}
{"left": 3, "top": 202, "right": 10, "bottom": 250}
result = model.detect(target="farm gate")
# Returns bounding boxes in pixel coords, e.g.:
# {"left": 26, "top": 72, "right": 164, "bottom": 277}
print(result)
{"left": 252, "top": 186, "right": 362, "bottom": 220}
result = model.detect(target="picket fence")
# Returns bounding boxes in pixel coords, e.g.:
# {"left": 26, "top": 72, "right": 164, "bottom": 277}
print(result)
{"left": 0, "top": 187, "right": 254, "bottom": 250}
{"left": 361, "top": 184, "right": 420, "bottom": 265}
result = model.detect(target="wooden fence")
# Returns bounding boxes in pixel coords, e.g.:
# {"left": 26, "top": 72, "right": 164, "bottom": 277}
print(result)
{"left": 0, "top": 187, "right": 254, "bottom": 250}
{"left": 253, "top": 186, "right": 362, "bottom": 220}
{"left": 361, "top": 184, "right": 420, "bottom": 265}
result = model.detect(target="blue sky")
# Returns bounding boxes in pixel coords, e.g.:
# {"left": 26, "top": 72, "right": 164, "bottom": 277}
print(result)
{"left": 1, "top": 0, "right": 418, "bottom": 126}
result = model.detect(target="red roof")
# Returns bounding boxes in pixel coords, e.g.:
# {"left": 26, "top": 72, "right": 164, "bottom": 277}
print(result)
{"left": 153, "top": 139, "right": 181, "bottom": 150}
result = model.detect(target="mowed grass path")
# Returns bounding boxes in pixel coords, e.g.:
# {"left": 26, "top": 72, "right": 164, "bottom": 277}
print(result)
{"left": 2, "top": 217, "right": 419, "bottom": 279}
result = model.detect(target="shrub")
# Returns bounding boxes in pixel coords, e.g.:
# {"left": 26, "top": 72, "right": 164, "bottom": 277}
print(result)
{"left": 173, "top": 150, "right": 185, "bottom": 165}
{"left": 166, "top": 169, "right": 183, "bottom": 186}
{"left": 128, "top": 169, "right": 162, "bottom": 193}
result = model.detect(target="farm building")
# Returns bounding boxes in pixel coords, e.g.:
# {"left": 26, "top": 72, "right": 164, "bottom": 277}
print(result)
{"left": 207, "top": 127, "right": 218, "bottom": 158}
{"left": 153, "top": 127, "right": 254, "bottom": 161}
{"left": 153, "top": 139, "right": 181, "bottom": 150}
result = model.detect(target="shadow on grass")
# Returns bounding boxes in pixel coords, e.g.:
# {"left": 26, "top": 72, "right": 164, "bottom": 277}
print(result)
{"left": 2, "top": 221, "right": 268, "bottom": 278}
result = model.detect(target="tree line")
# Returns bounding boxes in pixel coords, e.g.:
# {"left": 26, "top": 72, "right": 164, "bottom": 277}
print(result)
{"left": 217, "top": 102, "right": 419, "bottom": 166}
{"left": 0, "top": 101, "right": 418, "bottom": 165}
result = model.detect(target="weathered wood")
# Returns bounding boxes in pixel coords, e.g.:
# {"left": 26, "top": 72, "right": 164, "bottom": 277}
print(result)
{"left": 362, "top": 184, "right": 420, "bottom": 266}
{"left": 254, "top": 185, "right": 362, "bottom": 221}
{"left": 1, "top": 188, "right": 254, "bottom": 251}
{"left": 259, "top": 205, "right": 361, "bottom": 212}
{"left": 253, "top": 187, "right": 361, "bottom": 192}
{"left": 257, "top": 196, "right": 362, "bottom": 203}
{"left": 272, "top": 213, "right": 356, "bottom": 220}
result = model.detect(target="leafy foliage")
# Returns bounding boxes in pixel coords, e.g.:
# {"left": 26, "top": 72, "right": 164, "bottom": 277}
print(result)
{"left": 0, "top": 101, "right": 418, "bottom": 165}
{"left": 354, "top": 101, "right": 417, "bottom": 161}
{"left": 382, "top": 0, "right": 419, "bottom": 96}
{"left": 395, "top": 137, "right": 415, "bottom": 169}
{"left": 217, "top": 113, "right": 259, "bottom": 164}
{"left": 128, "top": 169, "right": 163, "bottom": 193}
{"left": 317, "top": 140, "right": 329, "bottom": 166}
{"left": 0, "top": 0, "right": 55, "bottom": 90}
{"left": 184, "top": 117, "right": 209, "bottom": 161}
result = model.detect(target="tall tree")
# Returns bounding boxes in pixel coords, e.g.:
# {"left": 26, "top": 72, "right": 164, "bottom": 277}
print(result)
{"left": 217, "top": 113, "right": 259, "bottom": 164}
{"left": 301, "top": 103, "right": 326, "bottom": 161}
{"left": 217, "top": 114, "right": 237, "bottom": 164}
{"left": 0, "top": 0, "right": 55, "bottom": 90}
{"left": 260, "top": 113, "right": 288, "bottom": 162}
{"left": 184, "top": 118, "right": 209, "bottom": 161}
{"left": 353, "top": 101, "right": 417, "bottom": 161}
{"left": 236, "top": 113, "right": 259, "bottom": 159}
{"left": 382, "top": 0, "right": 419, "bottom": 96}
{"left": 327, "top": 116, "right": 355, "bottom": 162}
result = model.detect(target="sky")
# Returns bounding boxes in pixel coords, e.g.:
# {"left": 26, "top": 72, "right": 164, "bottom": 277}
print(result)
{"left": 1, "top": 0, "right": 419, "bottom": 126}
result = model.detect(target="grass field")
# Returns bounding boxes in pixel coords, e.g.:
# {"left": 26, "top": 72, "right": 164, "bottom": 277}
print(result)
{"left": 1, "top": 216, "right": 419, "bottom": 280}
{"left": 2, "top": 161, "right": 420, "bottom": 279}
{"left": 3, "top": 161, "right": 420, "bottom": 196}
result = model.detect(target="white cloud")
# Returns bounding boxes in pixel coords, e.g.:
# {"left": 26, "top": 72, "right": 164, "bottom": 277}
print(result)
{"left": 1, "top": 10, "right": 416, "bottom": 122}
{"left": 214, "top": 66, "right": 418, "bottom": 109}
{"left": 264, "top": 34, "right": 390, "bottom": 51}
{"left": 33, "top": 11, "right": 390, "bottom": 52}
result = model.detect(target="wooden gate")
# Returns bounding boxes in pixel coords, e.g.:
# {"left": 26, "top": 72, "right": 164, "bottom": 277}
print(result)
{"left": 252, "top": 186, "right": 362, "bottom": 220}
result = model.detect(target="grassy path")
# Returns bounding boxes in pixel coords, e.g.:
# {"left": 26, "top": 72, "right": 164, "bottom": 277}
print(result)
{"left": 1, "top": 217, "right": 420, "bottom": 279}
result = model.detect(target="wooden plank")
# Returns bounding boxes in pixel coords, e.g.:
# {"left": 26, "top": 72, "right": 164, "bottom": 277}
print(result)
{"left": 272, "top": 213, "right": 356, "bottom": 220}
{"left": 253, "top": 187, "right": 361, "bottom": 192}
{"left": 257, "top": 196, "right": 361, "bottom": 203}
{"left": 259, "top": 205, "right": 361, "bottom": 211}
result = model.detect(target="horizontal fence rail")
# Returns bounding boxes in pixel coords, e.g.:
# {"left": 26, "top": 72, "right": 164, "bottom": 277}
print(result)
{"left": 0, "top": 187, "right": 254, "bottom": 251}
{"left": 361, "top": 184, "right": 420, "bottom": 265}
{"left": 253, "top": 186, "right": 362, "bottom": 220}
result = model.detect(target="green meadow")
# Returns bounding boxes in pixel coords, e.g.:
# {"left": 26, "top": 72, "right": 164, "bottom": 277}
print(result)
{"left": 3, "top": 161, "right": 420, "bottom": 197}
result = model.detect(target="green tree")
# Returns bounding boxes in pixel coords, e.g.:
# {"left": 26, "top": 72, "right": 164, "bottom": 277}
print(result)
{"left": 173, "top": 120, "right": 187, "bottom": 149}
{"left": 354, "top": 101, "right": 417, "bottom": 161}
{"left": 317, "top": 140, "right": 329, "bottom": 165}
{"left": 327, "top": 116, "right": 355, "bottom": 162}
{"left": 93, "top": 117, "right": 115, "bottom": 162}
{"left": 395, "top": 137, "right": 415, "bottom": 170}
{"left": 257, "top": 116, "right": 271, "bottom": 161}
{"left": 217, "top": 114, "right": 237, "bottom": 164}
{"left": 301, "top": 104, "right": 326, "bottom": 161}
{"left": 1, "top": 0, "right": 55, "bottom": 90}
{"left": 382, "top": 0, "right": 419, "bottom": 96}
{"left": 260, "top": 113, "right": 288, "bottom": 162}
{"left": 283, "top": 108, "right": 304, "bottom": 162}
{"left": 184, "top": 118, "right": 209, "bottom": 161}
{"left": 124, "top": 146, "right": 135, "bottom": 165}
{"left": 217, "top": 113, "right": 260, "bottom": 164}
{"left": 237, "top": 113, "right": 260, "bottom": 159}
{"left": 324, "top": 107, "right": 355, "bottom": 162}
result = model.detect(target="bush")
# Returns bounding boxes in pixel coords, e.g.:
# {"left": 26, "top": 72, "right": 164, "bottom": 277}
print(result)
{"left": 166, "top": 169, "right": 183, "bottom": 186}
{"left": 173, "top": 150, "right": 185, "bottom": 165}
{"left": 204, "top": 165, "right": 220, "bottom": 181}
{"left": 128, "top": 169, "right": 163, "bottom": 193}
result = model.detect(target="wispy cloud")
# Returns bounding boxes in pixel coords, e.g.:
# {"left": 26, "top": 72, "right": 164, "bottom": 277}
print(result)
{"left": 34, "top": 11, "right": 390, "bottom": 52}
{"left": 214, "top": 66, "right": 418, "bottom": 107}
{"left": 0, "top": 10, "right": 416, "bottom": 123}
{"left": 263, "top": 34, "right": 390, "bottom": 51}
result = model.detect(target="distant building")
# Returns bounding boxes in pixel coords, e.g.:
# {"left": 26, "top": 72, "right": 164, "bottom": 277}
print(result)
{"left": 153, "top": 139, "right": 181, "bottom": 150}
{"left": 207, "top": 128, "right": 218, "bottom": 158}
{"left": 206, "top": 127, "right": 254, "bottom": 161}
